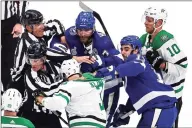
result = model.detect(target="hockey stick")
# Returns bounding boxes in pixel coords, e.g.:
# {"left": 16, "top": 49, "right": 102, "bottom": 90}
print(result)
{"left": 79, "top": 1, "right": 111, "bottom": 39}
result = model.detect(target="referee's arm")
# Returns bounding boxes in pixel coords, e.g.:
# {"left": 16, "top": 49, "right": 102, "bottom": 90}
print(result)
{"left": 25, "top": 69, "right": 64, "bottom": 95}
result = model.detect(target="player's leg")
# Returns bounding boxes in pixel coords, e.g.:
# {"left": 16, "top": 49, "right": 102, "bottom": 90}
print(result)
{"left": 174, "top": 97, "right": 182, "bottom": 128}
{"left": 103, "top": 88, "right": 120, "bottom": 128}
{"left": 137, "top": 106, "right": 177, "bottom": 128}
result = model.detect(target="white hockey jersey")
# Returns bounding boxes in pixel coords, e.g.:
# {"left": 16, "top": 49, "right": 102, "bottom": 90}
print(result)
{"left": 42, "top": 73, "right": 106, "bottom": 128}
{"left": 140, "top": 30, "right": 188, "bottom": 98}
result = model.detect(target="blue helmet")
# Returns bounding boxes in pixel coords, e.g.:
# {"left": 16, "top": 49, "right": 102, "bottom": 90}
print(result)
{"left": 120, "top": 35, "right": 142, "bottom": 53}
{"left": 75, "top": 11, "right": 95, "bottom": 30}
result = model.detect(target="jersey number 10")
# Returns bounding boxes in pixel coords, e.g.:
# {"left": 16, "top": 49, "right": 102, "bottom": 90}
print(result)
{"left": 167, "top": 44, "right": 181, "bottom": 57}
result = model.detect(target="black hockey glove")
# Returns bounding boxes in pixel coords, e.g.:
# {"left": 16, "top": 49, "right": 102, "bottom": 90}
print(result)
{"left": 111, "top": 104, "right": 131, "bottom": 127}
{"left": 32, "top": 89, "right": 46, "bottom": 106}
{"left": 146, "top": 50, "right": 164, "bottom": 70}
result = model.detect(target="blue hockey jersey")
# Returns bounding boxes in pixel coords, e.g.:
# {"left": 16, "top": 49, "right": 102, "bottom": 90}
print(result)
{"left": 115, "top": 54, "right": 177, "bottom": 114}
{"left": 65, "top": 26, "right": 123, "bottom": 73}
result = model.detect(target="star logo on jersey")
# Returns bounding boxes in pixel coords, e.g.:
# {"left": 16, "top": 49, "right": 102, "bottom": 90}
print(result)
{"left": 160, "top": 35, "right": 169, "bottom": 43}
{"left": 10, "top": 120, "right": 15, "bottom": 124}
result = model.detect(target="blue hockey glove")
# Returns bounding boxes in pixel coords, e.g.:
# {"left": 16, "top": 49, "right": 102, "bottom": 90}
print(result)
{"left": 111, "top": 104, "right": 132, "bottom": 127}
{"left": 91, "top": 55, "right": 105, "bottom": 69}
{"left": 95, "top": 66, "right": 117, "bottom": 81}
{"left": 146, "top": 50, "right": 164, "bottom": 70}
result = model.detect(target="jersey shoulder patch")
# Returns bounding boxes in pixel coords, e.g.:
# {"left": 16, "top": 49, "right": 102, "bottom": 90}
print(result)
{"left": 152, "top": 30, "right": 174, "bottom": 50}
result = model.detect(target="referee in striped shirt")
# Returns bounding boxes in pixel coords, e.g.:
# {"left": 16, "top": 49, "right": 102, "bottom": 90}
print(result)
{"left": 8, "top": 9, "right": 73, "bottom": 97}
{"left": 1, "top": 1, "right": 29, "bottom": 90}
{"left": 23, "top": 42, "right": 64, "bottom": 128}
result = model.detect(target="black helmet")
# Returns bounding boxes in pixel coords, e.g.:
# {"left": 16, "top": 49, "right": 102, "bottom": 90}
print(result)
{"left": 21, "top": 9, "right": 43, "bottom": 26}
{"left": 27, "top": 41, "right": 47, "bottom": 59}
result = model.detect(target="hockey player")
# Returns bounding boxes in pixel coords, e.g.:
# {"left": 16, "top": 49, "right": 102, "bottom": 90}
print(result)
{"left": 50, "top": 11, "right": 124, "bottom": 127}
{"left": 34, "top": 58, "right": 106, "bottom": 128}
{"left": 140, "top": 7, "right": 188, "bottom": 128}
{"left": 23, "top": 42, "right": 65, "bottom": 128}
{"left": 95, "top": 35, "right": 178, "bottom": 127}
{"left": 1, "top": 88, "right": 35, "bottom": 128}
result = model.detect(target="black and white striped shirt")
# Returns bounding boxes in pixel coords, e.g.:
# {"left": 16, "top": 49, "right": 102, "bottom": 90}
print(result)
{"left": 11, "top": 20, "right": 73, "bottom": 82}
{"left": 25, "top": 61, "right": 64, "bottom": 113}
{"left": 1, "top": 1, "right": 29, "bottom": 20}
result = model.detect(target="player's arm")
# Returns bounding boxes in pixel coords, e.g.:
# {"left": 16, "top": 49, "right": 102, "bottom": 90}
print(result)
{"left": 11, "top": 38, "right": 28, "bottom": 82}
{"left": 115, "top": 58, "right": 146, "bottom": 77}
{"left": 160, "top": 39, "right": 188, "bottom": 77}
{"left": 38, "top": 89, "right": 71, "bottom": 111}
{"left": 102, "top": 37, "right": 124, "bottom": 67}
{"left": 95, "top": 56, "right": 146, "bottom": 81}
{"left": 46, "top": 47, "right": 73, "bottom": 63}
{"left": 91, "top": 37, "right": 124, "bottom": 69}
{"left": 146, "top": 38, "right": 188, "bottom": 77}
{"left": 43, "top": 19, "right": 65, "bottom": 43}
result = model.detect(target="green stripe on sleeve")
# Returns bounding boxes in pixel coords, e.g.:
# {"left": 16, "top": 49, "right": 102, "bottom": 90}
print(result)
{"left": 55, "top": 93, "right": 70, "bottom": 104}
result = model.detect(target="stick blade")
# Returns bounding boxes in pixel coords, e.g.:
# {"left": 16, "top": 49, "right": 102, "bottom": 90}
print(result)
{"left": 79, "top": 1, "right": 93, "bottom": 13}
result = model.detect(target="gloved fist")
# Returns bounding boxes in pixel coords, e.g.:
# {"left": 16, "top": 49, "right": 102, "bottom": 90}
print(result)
{"left": 32, "top": 89, "right": 46, "bottom": 106}
{"left": 91, "top": 55, "right": 105, "bottom": 70}
{"left": 111, "top": 104, "right": 131, "bottom": 127}
{"left": 146, "top": 50, "right": 164, "bottom": 70}
{"left": 95, "top": 66, "right": 116, "bottom": 81}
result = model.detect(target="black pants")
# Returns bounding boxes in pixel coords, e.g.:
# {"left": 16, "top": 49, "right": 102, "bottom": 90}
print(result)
{"left": 174, "top": 97, "right": 182, "bottom": 128}
{"left": 22, "top": 111, "right": 62, "bottom": 128}
{"left": 1, "top": 15, "right": 19, "bottom": 90}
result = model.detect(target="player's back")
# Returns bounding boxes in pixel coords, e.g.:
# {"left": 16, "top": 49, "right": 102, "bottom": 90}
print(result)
{"left": 63, "top": 73, "right": 105, "bottom": 116}
{"left": 59, "top": 73, "right": 106, "bottom": 127}
{"left": 1, "top": 116, "right": 35, "bottom": 128}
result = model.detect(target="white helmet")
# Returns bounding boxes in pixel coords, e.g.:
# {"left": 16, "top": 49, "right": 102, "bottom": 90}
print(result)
{"left": 143, "top": 7, "right": 168, "bottom": 24}
{"left": 2, "top": 88, "right": 23, "bottom": 112}
{"left": 61, "top": 59, "right": 80, "bottom": 78}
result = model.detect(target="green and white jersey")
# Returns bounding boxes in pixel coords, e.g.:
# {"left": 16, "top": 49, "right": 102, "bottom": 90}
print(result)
{"left": 1, "top": 116, "right": 35, "bottom": 128}
{"left": 42, "top": 73, "right": 106, "bottom": 128}
{"left": 140, "top": 30, "right": 188, "bottom": 99}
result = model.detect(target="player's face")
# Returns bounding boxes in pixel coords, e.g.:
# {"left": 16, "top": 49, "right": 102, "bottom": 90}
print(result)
{"left": 77, "top": 29, "right": 93, "bottom": 44}
{"left": 144, "top": 16, "right": 155, "bottom": 34}
{"left": 29, "top": 57, "right": 45, "bottom": 71}
{"left": 32, "top": 23, "right": 45, "bottom": 37}
{"left": 121, "top": 45, "right": 133, "bottom": 59}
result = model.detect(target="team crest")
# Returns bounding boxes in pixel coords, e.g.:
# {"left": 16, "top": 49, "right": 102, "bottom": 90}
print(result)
{"left": 160, "top": 35, "right": 169, "bottom": 42}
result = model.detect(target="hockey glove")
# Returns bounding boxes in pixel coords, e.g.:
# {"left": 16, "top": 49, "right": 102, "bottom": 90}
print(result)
{"left": 111, "top": 104, "right": 131, "bottom": 127}
{"left": 146, "top": 50, "right": 164, "bottom": 70}
{"left": 91, "top": 55, "right": 105, "bottom": 70}
{"left": 32, "top": 89, "right": 46, "bottom": 106}
{"left": 95, "top": 66, "right": 116, "bottom": 82}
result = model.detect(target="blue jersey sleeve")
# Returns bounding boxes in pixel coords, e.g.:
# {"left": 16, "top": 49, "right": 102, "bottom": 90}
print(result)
{"left": 116, "top": 55, "right": 146, "bottom": 77}
{"left": 100, "top": 36, "right": 124, "bottom": 67}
